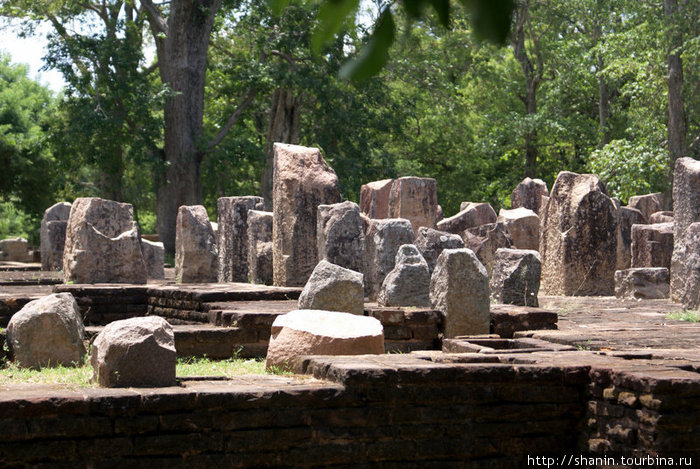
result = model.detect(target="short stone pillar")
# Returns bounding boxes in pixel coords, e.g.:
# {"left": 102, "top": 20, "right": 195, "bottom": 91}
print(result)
{"left": 631, "top": 222, "right": 673, "bottom": 269}
{"left": 247, "top": 210, "right": 273, "bottom": 285}
{"left": 437, "top": 202, "right": 496, "bottom": 235}
{"left": 63, "top": 197, "right": 147, "bottom": 284}
{"left": 498, "top": 207, "right": 539, "bottom": 251}
{"left": 91, "top": 316, "right": 176, "bottom": 387}
{"left": 430, "top": 248, "right": 490, "bottom": 337}
{"left": 0, "top": 237, "right": 31, "bottom": 262}
{"left": 616, "top": 207, "right": 646, "bottom": 271}
{"left": 649, "top": 211, "right": 673, "bottom": 224}
{"left": 6, "top": 293, "right": 86, "bottom": 368}
{"left": 217, "top": 196, "right": 264, "bottom": 282}
{"left": 539, "top": 172, "right": 617, "bottom": 296}
{"left": 388, "top": 177, "right": 438, "bottom": 233}
{"left": 463, "top": 222, "right": 513, "bottom": 277}
{"left": 675, "top": 222, "right": 700, "bottom": 309}
{"left": 490, "top": 248, "right": 541, "bottom": 307}
{"left": 298, "top": 260, "right": 364, "bottom": 315}
{"left": 141, "top": 238, "right": 165, "bottom": 280}
{"left": 360, "top": 179, "right": 394, "bottom": 219}
{"left": 175, "top": 205, "right": 218, "bottom": 283}
{"left": 615, "top": 268, "right": 670, "bottom": 300}
{"left": 628, "top": 192, "right": 663, "bottom": 222}
{"left": 265, "top": 310, "right": 384, "bottom": 372}
{"left": 671, "top": 158, "right": 700, "bottom": 302}
{"left": 511, "top": 177, "right": 549, "bottom": 216}
{"left": 414, "top": 227, "right": 464, "bottom": 274}
{"left": 317, "top": 201, "right": 365, "bottom": 274}
{"left": 378, "top": 244, "right": 431, "bottom": 307}
{"left": 41, "top": 202, "right": 71, "bottom": 270}
{"left": 272, "top": 143, "right": 341, "bottom": 287}
{"left": 364, "top": 218, "right": 415, "bottom": 301}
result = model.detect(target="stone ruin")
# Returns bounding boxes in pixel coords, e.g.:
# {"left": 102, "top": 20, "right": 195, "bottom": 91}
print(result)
{"left": 272, "top": 143, "right": 341, "bottom": 287}
{"left": 63, "top": 197, "right": 147, "bottom": 284}
{"left": 217, "top": 196, "right": 264, "bottom": 283}
{"left": 247, "top": 209, "right": 273, "bottom": 285}
{"left": 671, "top": 157, "right": 700, "bottom": 306}
{"left": 40, "top": 201, "right": 72, "bottom": 270}
{"left": 0, "top": 237, "right": 34, "bottom": 263}
{"left": 175, "top": 205, "right": 218, "bottom": 283}
{"left": 317, "top": 201, "right": 365, "bottom": 274}
{"left": 540, "top": 172, "right": 617, "bottom": 296}
{"left": 511, "top": 177, "right": 549, "bottom": 216}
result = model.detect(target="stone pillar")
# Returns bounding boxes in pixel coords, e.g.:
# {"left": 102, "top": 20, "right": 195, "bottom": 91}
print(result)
{"left": 631, "top": 222, "right": 673, "bottom": 269}
{"left": 217, "top": 196, "right": 264, "bottom": 283}
{"left": 430, "top": 248, "right": 490, "bottom": 337}
{"left": 272, "top": 143, "right": 341, "bottom": 286}
{"left": 360, "top": 179, "right": 393, "bottom": 219}
{"left": 490, "top": 248, "right": 541, "bottom": 307}
{"left": 498, "top": 207, "right": 539, "bottom": 251}
{"left": 41, "top": 202, "right": 71, "bottom": 271}
{"left": 671, "top": 157, "right": 700, "bottom": 302}
{"left": 364, "top": 218, "right": 415, "bottom": 301}
{"left": 539, "top": 172, "right": 617, "bottom": 296}
{"left": 628, "top": 192, "right": 663, "bottom": 222}
{"left": 317, "top": 201, "right": 365, "bottom": 274}
{"left": 247, "top": 210, "right": 273, "bottom": 285}
{"left": 388, "top": 177, "right": 438, "bottom": 233}
{"left": 141, "top": 239, "right": 165, "bottom": 280}
{"left": 438, "top": 202, "right": 497, "bottom": 235}
{"left": 414, "top": 227, "right": 464, "bottom": 274}
{"left": 616, "top": 207, "right": 646, "bottom": 271}
{"left": 511, "top": 177, "right": 549, "bottom": 216}
{"left": 63, "top": 197, "right": 147, "bottom": 284}
{"left": 175, "top": 205, "right": 218, "bottom": 283}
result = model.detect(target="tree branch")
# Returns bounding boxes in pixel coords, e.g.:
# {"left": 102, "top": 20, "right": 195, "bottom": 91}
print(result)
{"left": 140, "top": 0, "right": 168, "bottom": 36}
{"left": 206, "top": 87, "right": 258, "bottom": 150}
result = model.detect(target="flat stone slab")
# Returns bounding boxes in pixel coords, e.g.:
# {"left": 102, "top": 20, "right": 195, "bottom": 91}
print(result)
{"left": 517, "top": 296, "right": 695, "bottom": 352}
{"left": 0, "top": 262, "right": 41, "bottom": 272}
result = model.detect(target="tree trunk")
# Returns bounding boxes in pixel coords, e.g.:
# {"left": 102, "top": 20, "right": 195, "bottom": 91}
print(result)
{"left": 598, "top": 59, "right": 610, "bottom": 147}
{"left": 261, "top": 88, "right": 300, "bottom": 210}
{"left": 513, "top": 0, "right": 540, "bottom": 177}
{"left": 152, "top": 0, "right": 222, "bottom": 253}
{"left": 663, "top": 0, "right": 687, "bottom": 209}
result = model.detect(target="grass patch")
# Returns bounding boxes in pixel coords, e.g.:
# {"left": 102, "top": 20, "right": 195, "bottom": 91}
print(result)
{"left": 0, "top": 355, "right": 288, "bottom": 387}
{"left": 666, "top": 310, "right": 700, "bottom": 322}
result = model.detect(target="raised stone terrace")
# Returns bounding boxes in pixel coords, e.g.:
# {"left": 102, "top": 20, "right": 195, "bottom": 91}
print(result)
{"left": 1, "top": 264, "right": 699, "bottom": 465}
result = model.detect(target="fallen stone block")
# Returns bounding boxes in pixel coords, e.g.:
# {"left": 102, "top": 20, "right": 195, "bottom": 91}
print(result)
{"left": 265, "top": 310, "right": 384, "bottom": 372}
{"left": 91, "top": 316, "right": 176, "bottom": 387}
{"left": 298, "top": 260, "right": 364, "bottom": 315}
{"left": 614, "top": 268, "right": 670, "bottom": 300}
{"left": 6, "top": 293, "right": 85, "bottom": 368}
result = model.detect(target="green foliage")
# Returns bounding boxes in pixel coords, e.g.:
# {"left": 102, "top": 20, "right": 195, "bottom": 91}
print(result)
{"left": 666, "top": 310, "right": 700, "bottom": 323}
{"left": 0, "top": 199, "right": 31, "bottom": 241}
{"left": 0, "top": 53, "right": 57, "bottom": 222}
{"left": 587, "top": 139, "right": 667, "bottom": 203}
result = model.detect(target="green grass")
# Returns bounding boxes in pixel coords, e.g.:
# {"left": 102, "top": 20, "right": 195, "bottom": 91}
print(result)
{"left": 0, "top": 355, "right": 286, "bottom": 387}
{"left": 666, "top": 310, "right": 700, "bottom": 322}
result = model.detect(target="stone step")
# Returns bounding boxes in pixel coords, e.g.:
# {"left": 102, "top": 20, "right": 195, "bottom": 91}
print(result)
{"left": 86, "top": 325, "right": 268, "bottom": 359}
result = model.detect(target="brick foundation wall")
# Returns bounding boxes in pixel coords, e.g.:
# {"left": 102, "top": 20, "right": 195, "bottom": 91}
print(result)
{"left": 1, "top": 354, "right": 698, "bottom": 466}
{"left": 0, "top": 358, "right": 588, "bottom": 467}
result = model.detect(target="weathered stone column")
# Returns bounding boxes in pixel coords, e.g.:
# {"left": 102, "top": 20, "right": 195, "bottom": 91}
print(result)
{"left": 671, "top": 158, "right": 700, "bottom": 302}
{"left": 272, "top": 143, "right": 341, "bottom": 286}
{"left": 41, "top": 202, "right": 71, "bottom": 271}
{"left": 539, "top": 172, "right": 617, "bottom": 296}
{"left": 317, "top": 201, "right": 365, "bottom": 274}
{"left": 217, "top": 196, "right": 264, "bottom": 282}
{"left": 175, "top": 205, "right": 217, "bottom": 283}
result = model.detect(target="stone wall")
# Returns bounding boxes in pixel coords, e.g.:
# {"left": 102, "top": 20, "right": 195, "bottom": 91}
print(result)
{"left": 1, "top": 351, "right": 697, "bottom": 466}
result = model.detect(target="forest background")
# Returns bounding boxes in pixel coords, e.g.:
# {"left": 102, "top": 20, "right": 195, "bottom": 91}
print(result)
{"left": 0, "top": 0, "right": 698, "bottom": 253}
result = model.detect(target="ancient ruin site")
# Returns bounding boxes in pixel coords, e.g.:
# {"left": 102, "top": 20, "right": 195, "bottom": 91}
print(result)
{"left": 0, "top": 144, "right": 699, "bottom": 467}
{"left": 1, "top": 0, "right": 699, "bottom": 467}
